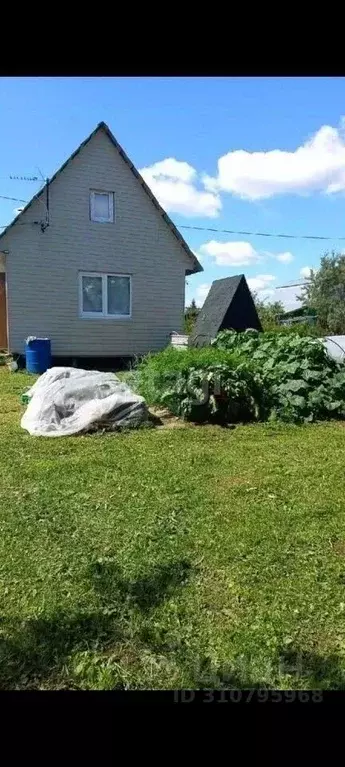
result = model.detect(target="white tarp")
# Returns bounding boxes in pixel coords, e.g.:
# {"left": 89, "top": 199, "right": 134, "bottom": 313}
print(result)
{"left": 322, "top": 336, "right": 345, "bottom": 363}
{"left": 21, "top": 366, "right": 147, "bottom": 437}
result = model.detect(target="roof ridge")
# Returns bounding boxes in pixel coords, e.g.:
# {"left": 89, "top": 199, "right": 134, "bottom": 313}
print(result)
{"left": 0, "top": 121, "right": 203, "bottom": 275}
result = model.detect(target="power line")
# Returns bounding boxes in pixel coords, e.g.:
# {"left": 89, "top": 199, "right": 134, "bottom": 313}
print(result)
{"left": 1, "top": 199, "right": 345, "bottom": 241}
{"left": 0, "top": 184, "right": 48, "bottom": 229}
{"left": 0, "top": 195, "right": 28, "bottom": 203}
{"left": 178, "top": 224, "right": 345, "bottom": 242}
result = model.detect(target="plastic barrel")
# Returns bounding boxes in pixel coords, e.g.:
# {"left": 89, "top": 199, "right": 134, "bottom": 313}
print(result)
{"left": 25, "top": 338, "right": 52, "bottom": 374}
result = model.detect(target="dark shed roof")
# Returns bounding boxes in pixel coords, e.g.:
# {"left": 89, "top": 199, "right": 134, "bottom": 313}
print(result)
{"left": 189, "top": 274, "right": 262, "bottom": 346}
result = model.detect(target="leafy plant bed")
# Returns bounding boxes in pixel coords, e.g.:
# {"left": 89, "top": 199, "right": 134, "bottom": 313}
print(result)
{"left": 135, "top": 332, "right": 345, "bottom": 425}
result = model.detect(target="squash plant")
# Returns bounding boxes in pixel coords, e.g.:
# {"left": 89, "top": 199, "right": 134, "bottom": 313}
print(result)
{"left": 136, "top": 332, "right": 345, "bottom": 425}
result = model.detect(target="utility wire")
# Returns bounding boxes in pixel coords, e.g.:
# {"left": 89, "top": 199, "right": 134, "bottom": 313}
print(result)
{"left": 1, "top": 199, "right": 345, "bottom": 241}
{"left": 0, "top": 181, "right": 48, "bottom": 229}
{"left": 0, "top": 195, "right": 29, "bottom": 203}
{"left": 178, "top": 224, "right": 345, "bottom": 242}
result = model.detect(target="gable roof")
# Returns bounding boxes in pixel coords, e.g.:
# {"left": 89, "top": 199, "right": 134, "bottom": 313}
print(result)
{"left": 189, "top": 274, "right": 262, "bottom": 346}
{"left": 0, "top": 121, "right": 203, "bottom": 276}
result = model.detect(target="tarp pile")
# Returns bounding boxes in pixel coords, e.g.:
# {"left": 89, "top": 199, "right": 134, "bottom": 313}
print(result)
{"left": 21, "top": 366, "right": 147, "bottom": 437}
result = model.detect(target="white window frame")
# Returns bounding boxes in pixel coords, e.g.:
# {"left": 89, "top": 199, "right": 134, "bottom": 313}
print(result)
{"left": 79, "top": 272, "right": 132, "bottom": 319}
{"left": 90, "top": 190, "right": 114, "bottom": 223}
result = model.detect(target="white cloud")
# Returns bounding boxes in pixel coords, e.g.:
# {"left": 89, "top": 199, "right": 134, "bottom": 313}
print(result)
{"left": 195, "top": 282, "right": 211, "bottom": 307}
{"left": 273, "top": 285, "right": 304, "bottom": 311}
{"left": 275, "top": 251, "right": 294, "bottom": 264}
{"left": 146, "top": 158, "right": 195, "bottom": 183}
{"left": 199, "top": 240, "right": 261, "bottom": 266}
{"left": 257, "top": 289, "right": 276, "bottom": 302}
{"left": 300, "top": 266, "right": 312, "bottom": 278}
{"left": 139, "top": 157, "right": 221, "bottom": 218}
{"left": 203, "top": 120, "right": 345, "bottom": 200}
{"left": 247, "top": 274, "right": 276, "bottom": 293}
{"left": 198, "top": 240, "right": 294, "bottom": 267}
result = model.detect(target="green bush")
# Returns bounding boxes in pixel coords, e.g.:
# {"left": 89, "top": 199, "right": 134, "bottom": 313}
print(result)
{"left": 135, "top": 333, "right": 345, "bottom": 425}
{"left": 256, "top": 322, "right": 320, "bottom": 337}
{"left": 211, "top": 329, "right": 327, "bottom": 357}
{"left": 138, "top": 348, "right": 262, "bottom": 422}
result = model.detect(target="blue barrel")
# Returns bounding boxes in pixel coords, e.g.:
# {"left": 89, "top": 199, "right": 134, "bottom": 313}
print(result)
{"left": 25, "top": 337, "right": 52, "bottom": 374}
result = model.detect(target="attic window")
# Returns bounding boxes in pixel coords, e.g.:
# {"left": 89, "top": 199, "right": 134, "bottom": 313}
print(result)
{"left": 90, "top": 190, "right": 114, "bottom": 223}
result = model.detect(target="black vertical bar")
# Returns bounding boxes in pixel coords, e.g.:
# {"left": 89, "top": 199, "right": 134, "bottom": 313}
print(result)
{"left": 46, "top": 177, "right": 49, "bottom": 227}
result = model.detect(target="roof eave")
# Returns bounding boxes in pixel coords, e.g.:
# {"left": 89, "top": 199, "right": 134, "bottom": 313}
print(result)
{"left": 101, "top": 123, "right": 203, "bottom": 277}
{"left": 185, "top": 259, "right": 203, "bottom": 275}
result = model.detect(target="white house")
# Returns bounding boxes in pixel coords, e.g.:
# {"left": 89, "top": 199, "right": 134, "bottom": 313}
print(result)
{"left": 0, "top": 122, "right": 202, "bottom": 358}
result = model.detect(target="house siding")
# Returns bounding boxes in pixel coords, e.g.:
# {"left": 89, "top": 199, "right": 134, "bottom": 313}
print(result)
{"left": 2, "top": 129, "right": 191, "bottom": 356}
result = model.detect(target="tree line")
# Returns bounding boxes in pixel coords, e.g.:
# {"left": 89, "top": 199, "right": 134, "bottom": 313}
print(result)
{"left": 185, "top": 251, "right": 345, "bottom": 337}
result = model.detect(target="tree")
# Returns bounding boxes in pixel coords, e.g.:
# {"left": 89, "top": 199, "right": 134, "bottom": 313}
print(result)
{"left": 300, "top": 251, "right": 345, "bottom": 334}
{"left": 252, "top": 294, "right": 285, "bottom": 330}
{"left": 184, "top": 299, "right": 200, "bottom": 334}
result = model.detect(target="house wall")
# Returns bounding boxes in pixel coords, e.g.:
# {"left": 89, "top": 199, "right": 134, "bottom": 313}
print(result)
{"left": 1, "top": 129, "right": 192, "bottom": 357}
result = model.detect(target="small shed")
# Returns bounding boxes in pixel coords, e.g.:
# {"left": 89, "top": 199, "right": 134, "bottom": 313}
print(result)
{"left": 189, "top": 274, "right": 262, "bottom": 347}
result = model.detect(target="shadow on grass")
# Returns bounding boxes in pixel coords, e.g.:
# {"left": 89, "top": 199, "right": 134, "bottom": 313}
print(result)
{"left": 0, "top": 558, "right": 193, "bottom": 690}
{"left": 2, "top": 553, "right": 345, "bottom": 690}
{"left": 89, "top": 559, "right": 192, "bottom": 612}
{"left": 0, "top": 609, "right": 124, "bottom": 689}
{"left": 278, "top": 648, "right": 345, "bottom": 690}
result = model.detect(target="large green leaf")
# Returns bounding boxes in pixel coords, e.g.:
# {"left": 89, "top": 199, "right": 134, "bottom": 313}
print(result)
{"left": 280, "top": 379, "right": 309, "bottom": 392}
{"left": 137, "top": 330, "right": 345, "bottom": 425}
{"left": 289, "top": 395, "right": 307, "bottom": 407}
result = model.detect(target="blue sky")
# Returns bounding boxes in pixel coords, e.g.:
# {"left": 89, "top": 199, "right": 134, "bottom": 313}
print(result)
{"left": 1, "top": 77, "right": 345, "bottom": 310}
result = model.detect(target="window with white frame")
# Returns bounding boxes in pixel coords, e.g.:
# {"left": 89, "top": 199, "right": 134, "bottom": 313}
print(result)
{"left": 79, "top": 273, "right": 131, "bottom": 318}
{"left": 90, "top": 190, "right": 114, "bottom": 223}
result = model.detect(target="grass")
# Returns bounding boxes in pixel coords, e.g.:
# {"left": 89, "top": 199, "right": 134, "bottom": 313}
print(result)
{"left": 1, "top": 367, "right": 345, "bottom": 689}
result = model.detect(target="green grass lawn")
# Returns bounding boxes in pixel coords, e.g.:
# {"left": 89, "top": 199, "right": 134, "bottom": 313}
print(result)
{"left": 1, "top": 367, "right": 345, "bottom": 690}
